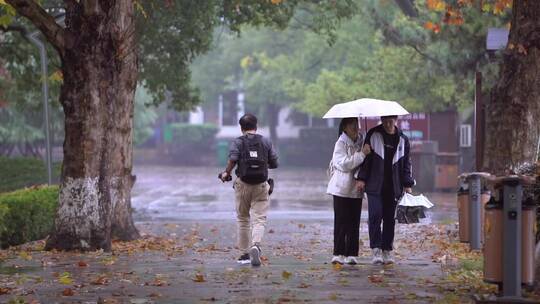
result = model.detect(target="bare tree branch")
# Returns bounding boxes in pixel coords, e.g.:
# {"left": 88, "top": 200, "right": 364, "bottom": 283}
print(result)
{"left": 0, "top": 25, "right": 28, "bottom": 36}
{"left": 5, "top": 0, "right": 65, "bottom": 54}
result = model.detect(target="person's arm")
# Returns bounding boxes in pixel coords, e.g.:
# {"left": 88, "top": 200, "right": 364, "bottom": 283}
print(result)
{"left": 220, "top": 139, "right": 240, "bottom": 182}
{"left": 220, "top": 159, "right": 236, "bottom": 182}
{"left": 332, "top": 140, "right": 368, "bottom": 172}
{"left": 402, "top": 138, "right": 415, "bottom": 192}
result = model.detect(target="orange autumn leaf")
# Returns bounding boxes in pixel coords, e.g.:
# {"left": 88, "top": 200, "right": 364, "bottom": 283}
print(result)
{"left": 270, "top": 0, "right": 282, "bottom": 4}
{"left": 426, "top": 0, "right": 445, "bottom": 11}
{"left": 424, "top": 21, "right": 441, "bottom": 33}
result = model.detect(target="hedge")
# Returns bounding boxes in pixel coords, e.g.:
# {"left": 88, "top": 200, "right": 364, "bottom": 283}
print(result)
{"left": 0, "top": 157, "right": 61, "bottom": 193}
{"left": 0, "top": 186, "right": 58, "bottom": 248}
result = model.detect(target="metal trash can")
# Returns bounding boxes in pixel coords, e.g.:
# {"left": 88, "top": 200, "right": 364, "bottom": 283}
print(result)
{"left": 483, "top": 197, "right": 536, "bottom": 286}
{"left": 458, "top": 188, "right": 491, "bottom": 243}
{"left": 216, "top": 141, "right": 229, "bottom": 167}
{"left": 458, "top": 187, "right": 469, "bottom": 243}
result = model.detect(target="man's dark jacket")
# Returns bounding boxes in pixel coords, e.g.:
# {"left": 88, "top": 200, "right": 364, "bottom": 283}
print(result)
{"left": 355, "top": 124, "right": 415, "bottom": 199}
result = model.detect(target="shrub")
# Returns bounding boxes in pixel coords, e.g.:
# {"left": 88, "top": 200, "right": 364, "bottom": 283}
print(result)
{"left": 169, "top": 123, "right": 218, "bottom": 146}
{"left": 168, "top": 124, "right": 219, "bottom": 165}
{"left": 0, "top": 186, "right": 58, "bottom": 248}
{"left": 0, "top": 157, "right": 61, "bottom": 193}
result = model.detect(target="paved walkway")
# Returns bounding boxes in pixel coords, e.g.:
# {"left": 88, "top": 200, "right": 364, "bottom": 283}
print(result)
{"left": 0, "top": 219, "right": 462, "bottom": 304}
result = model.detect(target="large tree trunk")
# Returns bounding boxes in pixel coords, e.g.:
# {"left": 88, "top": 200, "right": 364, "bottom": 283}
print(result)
{"left": 483, "top": 0, "right": 540, "bottom": 287}
{"left": 45, "top": 0, "right": 139, "bottom": 251}
{"left": 483, "top": 0, "right": 540, "bottom": 174}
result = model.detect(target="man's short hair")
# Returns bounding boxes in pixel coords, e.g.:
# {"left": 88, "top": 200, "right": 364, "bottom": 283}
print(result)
{"left": 239, "top": 114, "right": 258, "bottom": 131}
{"left": 381, "top": 115, "right": 398, "bottom": 120}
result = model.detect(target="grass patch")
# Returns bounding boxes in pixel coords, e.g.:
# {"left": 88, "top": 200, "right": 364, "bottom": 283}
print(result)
{"left": 0, "top": 157, "right": 61, "bottom": 193}
{"left": 459, "top": 256, "right": 483, "bottom": 271}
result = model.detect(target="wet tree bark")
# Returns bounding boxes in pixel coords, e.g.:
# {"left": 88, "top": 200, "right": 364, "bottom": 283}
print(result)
{"left": 483, "top": 0, "right": 540, "bottom": 174}
{"left": 483, "top": 0, "right": 540, "bottom": 286}
{"left": 7, "top": 0, "right": 140, "bottom": 251}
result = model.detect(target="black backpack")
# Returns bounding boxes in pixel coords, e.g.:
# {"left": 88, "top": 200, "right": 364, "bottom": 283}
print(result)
{"left": 236, "top": 134, "right": 268, "bottom": 184}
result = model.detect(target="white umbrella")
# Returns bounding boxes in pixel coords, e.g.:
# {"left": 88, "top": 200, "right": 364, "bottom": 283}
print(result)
{"left": 322, "top": 98, "right": 409, "bottom": 119}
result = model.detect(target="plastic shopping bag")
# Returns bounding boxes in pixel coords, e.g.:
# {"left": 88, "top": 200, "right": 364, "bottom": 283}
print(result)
{"left": 396, "top": 193, "right": 434, "bottom": 224}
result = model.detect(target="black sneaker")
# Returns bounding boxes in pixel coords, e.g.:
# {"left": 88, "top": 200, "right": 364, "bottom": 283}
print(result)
{"left": 237, "top": 253, "right": 250, "bottom": 265}
{"left": 249, "top": 245, "right": 262, "bottom": 266}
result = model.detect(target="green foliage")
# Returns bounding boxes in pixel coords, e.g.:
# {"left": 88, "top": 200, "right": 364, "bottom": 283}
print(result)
{"left": 170, "top": 123, "right": 218, "bottom": 146}
{"left": 133, "top": 87, "right": 158, "bottom": 147}
{"left": 0, "top": 157, "right": 61, "bottom": 193}
{"left": 191, "top": 0, "right": 509, "bottom": 119}
{"left": 0, "top": 185, "right": 58, "bottom": 248}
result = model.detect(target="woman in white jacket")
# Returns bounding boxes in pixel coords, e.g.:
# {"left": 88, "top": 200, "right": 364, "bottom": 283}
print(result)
{"left": 327, "top": 117, "right": 371, "bottom": 265}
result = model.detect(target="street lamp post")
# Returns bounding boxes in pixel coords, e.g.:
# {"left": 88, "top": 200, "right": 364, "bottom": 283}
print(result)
{"left": 27, "top": 31, "right": 53, "bottom": 185}
{"left": 26, "top": 14, "right": 65, "bottom": 185}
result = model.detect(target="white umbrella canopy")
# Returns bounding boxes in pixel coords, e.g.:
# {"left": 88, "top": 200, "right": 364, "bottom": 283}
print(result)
{"left": 322, "top": 98, "right": 410, "bottom": 119}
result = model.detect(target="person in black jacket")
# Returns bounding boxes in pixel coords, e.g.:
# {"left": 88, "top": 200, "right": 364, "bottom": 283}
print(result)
{"left": 355, "top": 115, "right": 415, "bottom": 265}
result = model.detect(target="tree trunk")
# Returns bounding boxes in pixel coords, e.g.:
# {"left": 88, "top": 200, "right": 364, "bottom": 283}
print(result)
{"left": 483, "top": 0, "right": 540, "bottom": 287}
{"left": 267, "top": 103, "right": 280, "bottom": 146}
{"left": 483, "top": 0, "right": 540, "bottom": 174}
{"left": 45, "top": 0, "right": 139, "bottom": 251}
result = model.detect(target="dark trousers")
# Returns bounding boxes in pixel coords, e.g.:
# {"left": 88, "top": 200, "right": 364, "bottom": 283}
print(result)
{"left": 367, "top": 193, "right": 397, "bottom": 251}
{"left": 333, "top": 195, "right": 362, "bottom": 256}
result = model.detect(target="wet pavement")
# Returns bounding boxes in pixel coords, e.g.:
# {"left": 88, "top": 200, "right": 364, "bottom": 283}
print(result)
{"left": 0, "top": 165, "right": 472, "bottom": 304}
{"left": 131, "top": 165, "right": 458, "bottom": 223}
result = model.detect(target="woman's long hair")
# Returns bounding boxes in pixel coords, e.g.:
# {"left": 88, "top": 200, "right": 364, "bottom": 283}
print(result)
{"left": 338, "top": 117, "right": 358, "bottom": 138}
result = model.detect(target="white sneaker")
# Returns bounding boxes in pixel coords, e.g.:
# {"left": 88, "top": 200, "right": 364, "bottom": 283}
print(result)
{"left": 371, "top": 248, "right": 383, "bottom": 265}
{"left": 237, "top": 253, "right": 250, "bottom": 265}
{"left": 344, "top": 256, "right": 358, "bottom": 265}
{"left": 382, "top": 250, "right": 394, "bottom": 264}
{"left": 249, "top": 245, "right": 262, "bottom": 266}
{"left": 331, "top": 255, "right": 345, "bottom": 265}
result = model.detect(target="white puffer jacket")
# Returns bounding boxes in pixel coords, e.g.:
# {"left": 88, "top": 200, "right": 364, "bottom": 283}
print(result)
{"left": 326, "top": 133, "right": 366, "bottom": 198}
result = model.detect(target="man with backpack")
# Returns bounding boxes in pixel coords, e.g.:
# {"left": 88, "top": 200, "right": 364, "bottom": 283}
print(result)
{"left": 219, "top": 114, "right": 279, "bottom": 266}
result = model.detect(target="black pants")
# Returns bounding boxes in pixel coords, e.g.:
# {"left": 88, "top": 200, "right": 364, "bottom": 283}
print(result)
{"left": 333, "top": 195, "right": 362, "bottom": 256}
{"left": 367, "top": 192, "right": 397, "bottom": 251}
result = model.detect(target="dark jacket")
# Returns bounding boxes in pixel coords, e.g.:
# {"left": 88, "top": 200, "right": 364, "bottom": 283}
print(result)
{"left": 355, "top": 124, "right": 415, "bottom": 198}
{"left": 229, "top": 133, "right": 279, "bottom": 169}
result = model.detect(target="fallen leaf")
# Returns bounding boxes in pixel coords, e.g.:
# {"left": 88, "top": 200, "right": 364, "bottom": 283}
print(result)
{"left": 282, "top": 270, "right": 292, "bottom": 280}
{"left": 78, "top": 261, "right": 88, "bottom": 267}
{"left": 193, "top": 273, "right": 206, "bottom": 283}
{"left": 91, "top": 276, "right": 110, "bottom": 285}
{"left": 58, "top": 272, "right": 73, "bottom": 285}
{"left": 368, "top": 275, "right": 384, "bottom": 284}
{"left": 62, "top": 288, "right": 74, "bottom": 296}
{"left": 0, "top": 287, "right": 12, "bottom": 295}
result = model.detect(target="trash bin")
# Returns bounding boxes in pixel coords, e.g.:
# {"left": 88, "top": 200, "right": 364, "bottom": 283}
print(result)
{"left": 216, "top": 140, "right": 229, "bottom": 167}
{"left": 458, "top": 188, "right": 491, "bottom": 243}
{"left": 522, "top": 198, "right": 536, "bottom": 286}
{"left": 457, "top": 187, "right": 469, "bottom": 243}
{"left": 483, "top": 197, "right": 536, "bottom": 286}
{"left": 484, "top": 197, "right": 503, "bottom": 284}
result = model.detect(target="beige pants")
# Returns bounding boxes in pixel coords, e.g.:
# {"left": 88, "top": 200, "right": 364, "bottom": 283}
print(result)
{"left": 234, "top": 178, "right": 269, "bottom": 252}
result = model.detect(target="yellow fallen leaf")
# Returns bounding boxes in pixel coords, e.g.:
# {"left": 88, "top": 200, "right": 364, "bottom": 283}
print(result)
{"left": 58, "top": 272, "right": 73, "bottom": 285}
{"left": 282, "top": 270, "right": 292, "bottom": 280}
